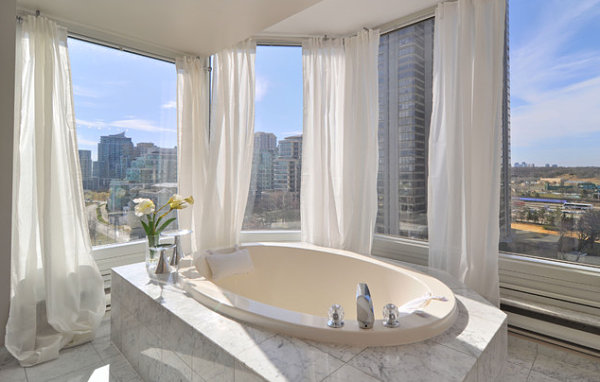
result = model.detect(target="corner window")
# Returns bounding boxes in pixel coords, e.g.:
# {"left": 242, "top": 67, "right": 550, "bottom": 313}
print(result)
{"left": 69, "top": 38, "right": 178, "bottom": 247}
{"left": 500, "top": 0, "right": 600, "bottom": 268}
{"left": 242, "top": 45, "right": 303, "bottom": 230}
{"left": 376, "top": 19, "right": 434, "bottom": 240}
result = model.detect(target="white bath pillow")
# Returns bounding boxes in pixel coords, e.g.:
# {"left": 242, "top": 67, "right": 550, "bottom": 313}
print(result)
{"left": 205, "top": 247, "right": 254, "bottom": 281}
{"left": 192, "top": 252, "right": 212, "bottom": 279}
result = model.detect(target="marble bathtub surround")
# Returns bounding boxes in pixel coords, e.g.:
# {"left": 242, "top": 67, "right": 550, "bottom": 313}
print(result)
{"left": 2, "top": 318, "right": 599, "bottom": 381}
{"left": 111, "top": 257, "right": 508, "bottom": 381}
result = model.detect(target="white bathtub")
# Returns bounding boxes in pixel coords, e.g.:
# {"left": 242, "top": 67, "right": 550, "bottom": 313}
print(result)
{"left": 178, "top": 242, "right": 457, "bottom": 347}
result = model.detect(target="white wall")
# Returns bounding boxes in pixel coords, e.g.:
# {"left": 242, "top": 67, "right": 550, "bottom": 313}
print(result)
{"left": 0, "top": 0, "right": 16, "bottom": 347}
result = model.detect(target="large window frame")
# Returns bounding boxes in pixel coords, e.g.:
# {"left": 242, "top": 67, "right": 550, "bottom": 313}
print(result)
{"left": 64, "top": 7, "right": 600, "bottom": 334}
{"left": 242, "top": 43, "right": 303, "bottom": 232}
{"left": 65, "top": 31, "right": 200, "bottom": 282}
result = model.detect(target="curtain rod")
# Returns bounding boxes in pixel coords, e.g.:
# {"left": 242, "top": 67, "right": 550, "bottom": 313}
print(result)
{"left": 378, "top": 5, "right": 436, "bottom": 35}
{"left": 16, "top": 9, "right": 39, "bottom": 23}
{"left": 16, "top": 8, "right": 194, "bottom": 63}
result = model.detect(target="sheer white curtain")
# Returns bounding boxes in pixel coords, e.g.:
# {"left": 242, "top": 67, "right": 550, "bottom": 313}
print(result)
{"left": 428, "top": 0, "right": 506, "bottom": 305}
{"left": 176, "top": 56, "right": 210, "bottom": 254}
{"left": 7, "top": 16, "right": 105, "bottom": 366}
{"left": 195, "top": 40, "right": 256, "bottom": 251}
{"left": 301, "top": 30, "right": 380, "bottom": 255}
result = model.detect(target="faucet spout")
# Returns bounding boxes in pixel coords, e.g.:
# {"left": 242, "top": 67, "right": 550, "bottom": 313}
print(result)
{"left": 356, "top": 283, "right": 374, "bottom": 329}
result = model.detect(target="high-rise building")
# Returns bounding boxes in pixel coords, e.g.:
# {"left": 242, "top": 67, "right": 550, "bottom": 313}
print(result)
{"left": 96, "top": 132, "right": 134, "bottom": 188}
{"left": 499, "top": 5, "right": 512, "bottom": 243}
{"left": 250, "top": 132, "right": 277, "bottom": 195}
{"left": 126, "top": 146, "right": 177, "bottom": 184}
{"left": 78, "top": 149, "right": 92, "bottom": 181}
{"left": 274, "top": 135, "right": 302, "bottom": 194}
{"left": 254, "top": 132, "right": 277, "bottom": 152}
{"left": 376, "top": 19, "right": 433, "bottom": 239}
{"left": 78, "top": 149, "right": 95, "bottom": 190}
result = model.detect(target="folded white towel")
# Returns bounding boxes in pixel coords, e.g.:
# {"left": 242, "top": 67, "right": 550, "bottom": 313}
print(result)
{"left": 398, "top": 292, "right": 447, "bottom": 314}
{"left": 201, "top": 246, "right": 254, "bottom": 281}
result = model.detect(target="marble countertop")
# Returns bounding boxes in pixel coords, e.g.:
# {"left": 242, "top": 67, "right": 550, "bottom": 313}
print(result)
{"left": 112, "top": 258, "right": 507, "bottom": 382}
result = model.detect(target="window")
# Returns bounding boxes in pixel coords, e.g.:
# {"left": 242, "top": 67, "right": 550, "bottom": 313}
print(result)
{"left": 376, "top": 18, "right": 434, "bottom": 240}
{"left": 242, "top": 45, "right": 303, "bottom": 230}
{"left": 500, "top": 0, "right": 600, "bottom": 268}
{"left": 69, "top": 38, "right": 178, "bottom": 247}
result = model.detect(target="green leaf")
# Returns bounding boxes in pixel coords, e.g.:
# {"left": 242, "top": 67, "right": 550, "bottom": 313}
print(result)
{"left": 155, "top": 216, "right": 163, "bottom": 231}
{"left": 156, "top": 217, "right": 176, "bottom": 234}
{"left": 140, "top": 219, "right": 151, "bottom": 236}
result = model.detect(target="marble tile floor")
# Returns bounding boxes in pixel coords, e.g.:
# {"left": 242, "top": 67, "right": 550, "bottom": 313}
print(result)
{"left": 0, "top": 313, "right": 598, "bottom": 382}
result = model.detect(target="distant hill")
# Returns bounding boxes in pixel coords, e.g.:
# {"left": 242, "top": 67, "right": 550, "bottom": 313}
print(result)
{"left": 512, "top": 167, "right": 600, "bottom": 183}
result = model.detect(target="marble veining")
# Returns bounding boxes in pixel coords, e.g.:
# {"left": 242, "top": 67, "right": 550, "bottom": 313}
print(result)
{"left": 237, "top": 335, "right": 345, "bottom": 382}
{"left": 111, "top": 260, "right": 508, "bottom": 382}
{"left": 348, "top": 341, "right": 476, "bottom": 382}
{"left": 2, "top": 313, "right": 598, "bottom": 382}
{"left": 191, "top": 331, "right": 236, "bottom": 381}
{"left": 301, "top": 339, "right": 365, "bottom": 363}
{"left": 321, "top": 364, "right": 381, "bottom": 382}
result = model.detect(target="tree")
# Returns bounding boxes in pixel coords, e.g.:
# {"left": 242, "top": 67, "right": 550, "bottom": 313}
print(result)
{"left": 557, "top": 213, "right": 575, "bottom": 256}
{"left": 538, "top": 208, "right": 547, "bottom": 225}
{"left": 517, "top": 207, "right": 528, "bottom": 222}
{"left": 527, "top": 209, "right": 539, "bottom": 223}
{"left": 576, "top": 209, "right": 600, "bottom": 255}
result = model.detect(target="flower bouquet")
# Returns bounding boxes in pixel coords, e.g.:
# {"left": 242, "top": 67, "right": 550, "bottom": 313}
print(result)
{"left": 134, "top": 194, "right": 194, "bottom": 266}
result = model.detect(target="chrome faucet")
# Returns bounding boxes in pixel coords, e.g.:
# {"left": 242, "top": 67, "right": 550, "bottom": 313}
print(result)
{"left": 356, "top": 283, "right": 374, "bottom": 329}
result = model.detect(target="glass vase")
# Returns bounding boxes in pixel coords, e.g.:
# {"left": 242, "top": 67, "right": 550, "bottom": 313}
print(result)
{"left": 145, "top": 233, "right": 161, "bottom": 270}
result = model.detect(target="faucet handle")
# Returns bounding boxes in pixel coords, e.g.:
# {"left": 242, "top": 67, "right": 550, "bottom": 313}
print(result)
{"left": 328, "top": 304, "right": 344, "bottom": 328}
{"left": 382, "top": 303, "right": 400, "bottom": 328}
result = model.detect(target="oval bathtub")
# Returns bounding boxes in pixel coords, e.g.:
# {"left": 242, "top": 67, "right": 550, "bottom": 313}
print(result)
{"left": 178, "top": 242, "right": 457, "bottom": 347}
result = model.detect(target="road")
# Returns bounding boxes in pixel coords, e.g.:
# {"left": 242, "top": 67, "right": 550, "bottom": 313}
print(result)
{"left": 85, "top": 203, "right": 130, "bottom": 244}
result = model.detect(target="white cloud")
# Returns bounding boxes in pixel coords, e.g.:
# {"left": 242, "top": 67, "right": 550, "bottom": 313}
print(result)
{"left": 76, "top": 119, "right": 107, "bottom": 129}
{"left": 512, "top": 76, "right": 600, "bottom": 147}
{"left": 73, "top": 85, "right": 101, "bottom": 98}
{"left": 510, "top": 0, "right": 600, "bottom": 147}
{"left": 161, "top": 100, "right": 176, "bottom": 109}
{"left": 511, "top": 1, "right": 600, "bottom": 102}
{"left": 256, "top": 76, "right": 269, "bottom": 102}
{"left": 281, "top": 130, "right": 303, "bottom": 137}
{"left": 110, "top": 119, "right": 175, "bottom": 133}
{"left": 77, "top": 118, "right": 175, "bottom": 133}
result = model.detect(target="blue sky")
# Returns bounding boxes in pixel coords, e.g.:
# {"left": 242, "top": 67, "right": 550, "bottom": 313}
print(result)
{"left": 509, "top": 0, "right": 600, "bottom": 166}
{"left": 255, "top": 45, "right": 303, "bottom": 140}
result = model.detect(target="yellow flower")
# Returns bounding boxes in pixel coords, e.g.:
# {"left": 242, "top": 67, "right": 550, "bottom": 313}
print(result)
{"left": 133, "top": 198, "right": 155, "bottom": 217}
{"left": 168, "top": 194, "right": 194, "bottom": 210}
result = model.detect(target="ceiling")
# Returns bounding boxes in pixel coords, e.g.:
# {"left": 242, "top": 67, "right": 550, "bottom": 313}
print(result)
{"left": 17, "top": 0, "right": 440, "bottom": 57}
{"left": 16, "top": 0, "right": 322, "bottom": 56}
{"left": 264, "top": 0, "right": 440, "bottom": 37}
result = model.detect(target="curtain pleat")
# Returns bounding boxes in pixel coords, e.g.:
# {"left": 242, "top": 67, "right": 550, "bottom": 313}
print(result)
{"left": 179, "top": 41, "right": 256, "bottom": 253}
{"left": 7, "top": 15, "right": 105, "bottom": 366}
{"left": 428, "top": 0, "right": 506, "bottom": 305}
{"left": 301, "top": 30, "right": 380, "bottom": 255}
{"left": 176, "top": 56, "right": 210, "bottom": 254}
